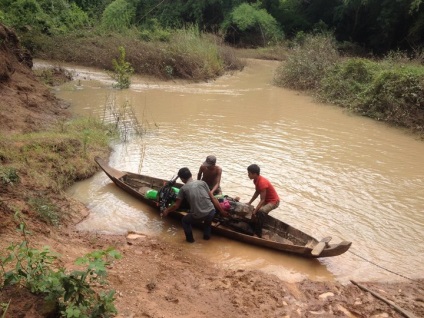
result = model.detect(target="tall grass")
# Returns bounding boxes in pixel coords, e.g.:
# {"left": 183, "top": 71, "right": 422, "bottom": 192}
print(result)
{"left": 164, "top": 27, "right": 224, "bottom": 79}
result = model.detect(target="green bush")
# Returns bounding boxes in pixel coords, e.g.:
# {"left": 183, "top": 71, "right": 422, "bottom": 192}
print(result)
{"left": 318, "top": 58, "right": 378, "bottom": 107}
{"left": 110, "top": 46, "right": 134, "bottom": 89}
{"left": 360, "top": 69, "right": 424, "bottom": 126}
{"left": 101, "top": 0, "right": 135, "bottom": 33}
{"left": 273, "top": 33, "right": 340, "bottom": 90}
{"left": 222, "top": 3, "right": 283, "bottom": 47}
{"left": 0, "top": 0, "right": 89, "bottom": 35}
{"left": 0, "top": 166, "right": 19, "bottom": 186}
{"left": 28, "top": 197, "right": 60, "bottom": 226}
{"left": 0, "top": 0, "right": 46, "bottom": 31}
{"left": 139, "top": 18, "right": 171, "bottom": 42}
{"left": 0, "top": 216, "right": 121, "bottom": 317}
{"left": 318, "top": 57, "right": 424, "bottom": 132}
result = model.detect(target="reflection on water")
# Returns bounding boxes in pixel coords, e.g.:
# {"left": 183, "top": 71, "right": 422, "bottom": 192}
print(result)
{"left": 50, "top": 59, "right": 424, "bottom": 283}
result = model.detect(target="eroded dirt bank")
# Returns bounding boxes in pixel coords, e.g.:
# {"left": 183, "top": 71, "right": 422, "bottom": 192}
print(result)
{"left": 0, "top": 23, "right": 423, "bottom": 318}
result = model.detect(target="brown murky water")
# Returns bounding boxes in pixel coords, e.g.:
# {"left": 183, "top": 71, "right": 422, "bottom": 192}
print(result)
{"left": 38, "top": 59, "right": 424, "bottom": 283}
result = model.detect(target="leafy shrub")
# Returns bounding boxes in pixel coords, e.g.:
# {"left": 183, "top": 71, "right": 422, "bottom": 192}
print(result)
{"left": 110, "top": 46, "right": 134, "bottom": 89}
{"left": 360, "top": 69, "right": 424, "bottom": 127}
{"left": 101, "top": 0, "right": 135, "bottom": 33}
{"left": 318, "top": 57, "right": 424, "bottom": 132}
{"left": 0, "top": 0, "right": 46, "bottom": 31}
{"left": 61, "top": 3, "right": 90, "bottom": 29}
{"left": 273, "top": 33, "right": 340, "bottom": 90}
{"left": 318, "top": 58, "right": 378, "bottom": 107}
{"left": 28, "top": 197, "right": 60, "bottom": 226}
{"left": 222, "top": 3, "right": 283, "bottom": 47}
{"left": 0, "top": 216, "right": 121, "bottom": 317}
{"left": 0, "top": 167, "right": 19, "bottom": 186}
{"left": 0, "top": 0, "right": 89, "bottom": 35}
{"left": 139, "top": 18, "right": 171, "bottom": 42}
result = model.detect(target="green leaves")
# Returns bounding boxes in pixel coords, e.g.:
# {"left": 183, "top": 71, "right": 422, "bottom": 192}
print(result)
{"left": 111, "top": 46, "right": 134, "bottom": 89}
{"left": 0, "top": 166, "right": 19, "bottom": 186}
{"left": 222, "top": 2, "right": 283, "bottom": 46}
{"left": 28, "top": 197, "right": 61, "bottom": 226}
{"left": 101, "top": 0, "right": 135, "bottom": 33}
{"left": 0, "top": 218, "right": 121, "bottom": 317}
{"left": 0, "top": 0, "right": 89, "bottom": 34}
{"left": 58, "top": 247, "right": 121, "bottom": 317}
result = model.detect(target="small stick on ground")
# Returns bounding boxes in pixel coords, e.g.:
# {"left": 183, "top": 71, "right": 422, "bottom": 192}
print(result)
{"left": 350, "top": 280, "right": 416, "bottom": 318}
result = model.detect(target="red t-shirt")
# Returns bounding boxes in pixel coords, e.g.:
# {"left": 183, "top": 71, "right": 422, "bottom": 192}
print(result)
{"left": 254, "top": 176, "right": 280, "bottom": 204}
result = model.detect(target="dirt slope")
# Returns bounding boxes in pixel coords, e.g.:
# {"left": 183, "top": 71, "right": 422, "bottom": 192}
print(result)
{"left": 0, "top": 24, "right": 70, "bottom": 135}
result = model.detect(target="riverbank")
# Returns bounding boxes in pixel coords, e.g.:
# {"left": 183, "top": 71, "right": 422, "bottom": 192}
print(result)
{"left": 3, "top": 228, "right": 423, "bottom": 318}
{"left": 1, "top": 24, "right": 423, "bottom": 318}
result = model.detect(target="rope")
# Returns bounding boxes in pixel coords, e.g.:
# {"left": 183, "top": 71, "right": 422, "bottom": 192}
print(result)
{"left": 348, "top": 250, "right": 413, "bottom": 281}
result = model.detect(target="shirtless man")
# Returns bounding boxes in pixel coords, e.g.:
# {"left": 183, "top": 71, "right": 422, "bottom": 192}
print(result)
{"left": 197, "top": 155, "right": 222, "bottom": 195}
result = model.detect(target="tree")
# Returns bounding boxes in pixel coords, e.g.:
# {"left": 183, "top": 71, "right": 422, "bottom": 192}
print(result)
{"left": 333, "top": 0, "right": 421, "bottom": 53}
{"left": 101, "top": 0, "right": 135, "bottom": 32}
{"left": 221, "top": 2, "right": 283, "bottom": 47}
{"left": 0, "top": 0, "right": 47, "bottom": 31}
{"left": 70, "top": 0, "right": 113, "bottom": 19}
{"left": 0, "top": 0, "right": 89, "bottom": 34}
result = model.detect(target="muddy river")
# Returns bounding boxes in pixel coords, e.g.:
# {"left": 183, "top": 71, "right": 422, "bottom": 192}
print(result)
{"left": 37, "top": 59, "right": 424, "bottom": 284}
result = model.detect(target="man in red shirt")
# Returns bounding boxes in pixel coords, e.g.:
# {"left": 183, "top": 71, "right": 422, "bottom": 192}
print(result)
{"left": 247, "top": 164, "right": 280, "bottom": 238}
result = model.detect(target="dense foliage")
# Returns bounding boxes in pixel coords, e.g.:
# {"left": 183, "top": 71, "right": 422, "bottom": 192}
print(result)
{"left": 0, "top": 0, "right": 423, "bottom": 52}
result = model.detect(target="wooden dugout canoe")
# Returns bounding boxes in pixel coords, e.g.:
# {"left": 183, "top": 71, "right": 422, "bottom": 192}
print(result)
{"left": 95, "top": 157, "right": 352, "bottom": 258}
